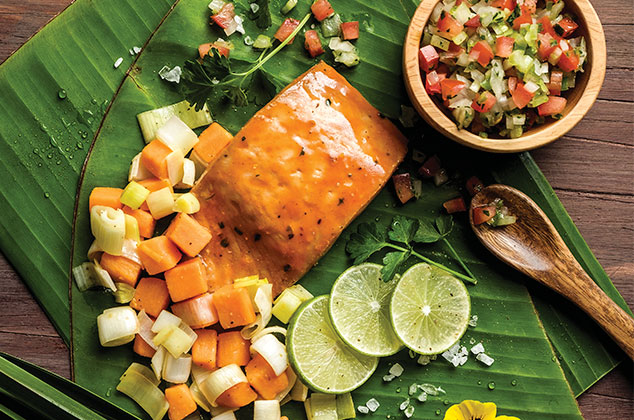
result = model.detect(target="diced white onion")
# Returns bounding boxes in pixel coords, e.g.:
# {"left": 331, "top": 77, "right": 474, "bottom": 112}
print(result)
{"left": 559, "top": 40, "right": 569, "bottom": 51}
{"left": 208, "top": 0, "right": 226, "bottom": 14}
{"left": 152, "top": 310, "right": 182, "bottom": 333}
{"left": 470, "top": 69, "right": 485, "bottom": 83}
{"left": 128, "top": 153, "right": 152, "bottom": 182}
{"left": 156, "top": 115, "right": 199, "bottom": 156}
{"left": 254, "top": 400, "right": 281, "bottom": 420}
{"left": 223, "top": 18, "right": 239, "bottom": 36}
{"left": 430, "top": 3, "right": 443, "bottom": 22}
{"left": 241, "top": 284, "right": 273, "bottom": 340}
{"left": 166, "top": 150, "right": 185, "bottom": 186}
{"left": 138, "top": 310, "right": 158, "bottom": 350}
{"left": 151, "top": 346, "right": 166, "bottom": 380}
{"left": 200, "top": 364, "right": 247, "bottom": 404}
{"left": 97, "top": 306, "right": 139, "bottom": 347}
{"left": 524, "top": 81, "right": 540, "bottom": 93}
{"left": 211, "top": 411, "right": 237, "bottom": 420}
{"left": 90, "top": 206, "right": 126, "bottom": 256}
{"left": 250, "top": 334, "right": 288, "bottom": 376}
{"left": 163, "top": 353, "right": 192, "bottom": 384}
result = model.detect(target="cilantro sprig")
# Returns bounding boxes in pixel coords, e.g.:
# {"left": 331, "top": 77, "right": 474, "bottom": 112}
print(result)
{"left": 180, "top": 13, "right": 310, "bottom": 111}
{"left": 346, "top": 215, "right": 477, "bottom": 284}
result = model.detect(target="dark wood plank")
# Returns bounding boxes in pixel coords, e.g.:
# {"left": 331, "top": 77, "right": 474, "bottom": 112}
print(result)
{"left": 598, "top": 68, "right": 634, "bottom": 102}
{"left": 568, "top": 100, "right": 634, "bottom": 145}
{"left": 592, "top": 0, "right": 633, "bottom": 25}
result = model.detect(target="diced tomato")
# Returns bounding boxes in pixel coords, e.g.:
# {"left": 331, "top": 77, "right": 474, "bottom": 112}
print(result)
{"left": 443, "top": 197, "right": 467, "bottom": 214}
{"left": 557, "top": 49, "right": 580, "bottom": 72}
{"left": 465, "top": 176, "right": 484, "bottom": 196}
{"left": 418, "top": 45, "right": 439, "bottom": 72}
{"left": 495, "top": 36, "right": 515, "bottom": 58}
{"left": 211, "top": 3, "right": 236, "bottom": 29}
{"left": 440, "top": 79, "right": 466, "bottom": 100}
{"left": 304, "top": 30, "right": 324, "bottom": 58}
{"left": 198, "top": 42, "right": 230, "bottom": 59}
{"left": 464, "top": 15, "right": 481, "bottom": 28}
{"left": 511, "top": 83, "right": 535, "bottom": 109}
{"left": 470, "top": 41, "right": 494, "bottom": 67}
{"left": 310, "top": 0, "right": 334, "bottom": 21}
{"left": 537, "top": 96, "right": 567, "bottom": 116}
{"left": 392, "top": 173, "right": 414, "bottom": 204}
{"left": 473, "top": 206, "right": 497, "bottom": 225}
{"left": 471, "top": 92, "right": 497, "bottom": 113}
{"left": 507, "top": 76, "right": 518, "bottom": 95}
{"left": 436, "top": 63, "right": 450, "bottom": 76}
{"left": 512, "top": 11, "right": 532, "bottom": 30}
{"left": 539, "top": 16, "right": 561, "bottom": 40}
{"left": 554, "top": 16, "right": 578, "bottom": 38}
{"left": 547, "top": 70, "right": 563, "bottom": 96}
{"left": 418, "top": 155, "right": 442, "bottom": 178}
{"left": 341, "top": 21, "right": 359, "bottom": 40}
{"left": 491, "top": 0, "right": 516, "bottom": 10}
{"left": 443, "top": 42, "right": 465, "bottom": 59}
{"left": 537, "top": 32, "right": 558, "bottom": 60}
{"left": 518, "top": 0, "right": 537, "bottom": 14}
{"left": 425, "top": 71, "right": 444, "bottom": 95}
{"left": 274, "top": 18, "right": 300, "bottom": 44}
{"left": 437, "top": 11, "right": 464, "bottom": 39}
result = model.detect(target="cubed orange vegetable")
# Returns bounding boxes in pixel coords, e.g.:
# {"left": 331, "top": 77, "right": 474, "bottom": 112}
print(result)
{"left": 165, "top": 213, "right": 212, "bottom": 257}
{"left": 133, "top": 334, "right": 156, "bottom": 358}
{"left": 245, "top": 353, "right": 289, "bottom": 399}
{"left": 138, "top": 178, "right": 173, "bottom": 192}
{"left": 171, "top": 293, "right": 218, "bottom": 329}
{"left": 215, "top": 382, "right": 257, "bottom": 408}
{"left": 213, "top": 286, "right": 257, "bottom": 329}
{"left": 122, "top": 206, "right": 156, "bottom": 238}
{"left": 130, "top": 277, "right": 170, "bottom": 318}
{"left": 89, "top": 187, "right": 123, "bottom": 210}
{"left": 192, "top": 329, "right": 217, "bottom": 370}
{"left": 137, "top": 236, "right": 182, "bottom": 275}
{"left": 99, "top": 253, "right": 142, "bottom": 287}
{"left": 141, "top": 140, "right": 172, "bottom": 180}
{"left": 193, "top": 123, "right": 234, "bottom": 164}
{"left": 165, "top": 384, "right": 197, "bottom": 420}
{"left": 217, "top": 331, "right": 251, "bottom": 367}
{"left": 164, "top": 258, "right": 208, "bottom": 302}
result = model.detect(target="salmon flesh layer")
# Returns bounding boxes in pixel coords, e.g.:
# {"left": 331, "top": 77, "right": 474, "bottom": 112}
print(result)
{"left": 192, "top": 62, "right": 408, "bottom": 295}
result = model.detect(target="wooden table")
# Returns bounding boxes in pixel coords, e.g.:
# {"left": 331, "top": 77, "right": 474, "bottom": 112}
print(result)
{"left": 0, "top": 0, "right": 631, "bottom": 418}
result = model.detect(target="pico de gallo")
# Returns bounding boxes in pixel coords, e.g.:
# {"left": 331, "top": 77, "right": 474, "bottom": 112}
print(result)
{"left": 419, "top": 0, "right": 587, "bottom": 138}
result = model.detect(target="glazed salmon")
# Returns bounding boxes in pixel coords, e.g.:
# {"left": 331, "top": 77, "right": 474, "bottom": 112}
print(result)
{"left": 192, "top": 62, "right": 408, "bottom": 295}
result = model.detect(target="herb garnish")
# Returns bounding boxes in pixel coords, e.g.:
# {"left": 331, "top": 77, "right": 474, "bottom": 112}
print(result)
{"left": 346, "top": 215, "right": 477, "bottom": 284}
{"left": 180, "top": 13, "right": 310, "bottom": 112}
{"left": 250, "top": 0, "right": 272, "bottom": 29}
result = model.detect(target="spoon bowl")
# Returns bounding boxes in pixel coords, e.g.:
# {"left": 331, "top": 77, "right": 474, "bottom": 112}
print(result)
{"left": 470, "top": 184, "right": 634, "bottom": 359}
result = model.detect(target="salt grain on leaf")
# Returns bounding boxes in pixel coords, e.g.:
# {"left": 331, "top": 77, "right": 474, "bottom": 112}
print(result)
{"left": 158, "top": 65, "right": 182, "bottom": 83}
{"left": 476, "top": 352, "right": 495, "bottom": 366}
{"left": 114, "top": 57, "right": 123, "bottom": 68}
{"left": 358, "top": 406, "right": 369, "bottom": 414}
{"left": 389, "top": 363, "right": 404, "bottom": 377}
{"left": 468, "top": 314, "right": 478, "bottom": 327}
{"left": 471, "top": 343, "right": 485, "bottom": 355}
{"left": 417, "top": 392, "right": 428, "bottom": 402}
{"left": 382, "top": 374, "right": 395, "bottom": 382}
{"left": 399, "top": 398, "right": 410, "bottom": 411}
{"left": 404, "top": 405, "right": 415, "bottom": 418}
{"left": 366, "top": 398, "right": 380, "bottom": 412}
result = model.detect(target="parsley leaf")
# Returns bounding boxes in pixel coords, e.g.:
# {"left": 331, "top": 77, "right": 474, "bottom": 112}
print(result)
{"left": 250, "top": 0, "right": 272, "bottom": 29}
{"left": 346, "top": 222, "right": 389, "bottom": 265}
{"left": 412, "top": 220, "right": 441, "bottom": 243}
{"left": 248, "top": 69, "right": 277, "bottom": 106}
{"left": 388, "top": 215, "right": 418, "bottom": 245}
{"left": 382, "top": 251, "right": 410, "bottom": 282}
{"left": 435, "top": 214, "right": 454, "bottom": 237}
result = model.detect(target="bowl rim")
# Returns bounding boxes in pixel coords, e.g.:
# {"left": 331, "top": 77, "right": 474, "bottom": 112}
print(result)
{"left": 402, "top": 0, "right": 607, "bottom": 153}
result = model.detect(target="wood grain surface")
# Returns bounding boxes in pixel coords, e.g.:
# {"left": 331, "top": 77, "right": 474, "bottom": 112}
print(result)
{"left": 0, "top": 0, "right": 632, "bottom": 418}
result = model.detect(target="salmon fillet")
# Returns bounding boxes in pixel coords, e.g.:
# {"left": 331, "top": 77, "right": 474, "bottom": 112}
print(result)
{"left": 192, "top": 62, "right": 408, "bottom": 295}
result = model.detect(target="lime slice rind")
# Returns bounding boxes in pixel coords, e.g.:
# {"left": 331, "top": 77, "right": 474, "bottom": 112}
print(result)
{"left": 390, "top": 263, "right": 471, "bottom": 355}
{"left": 329, "top": 263, "right": 403, "bottom": 357}
{"left": 287, "top": 295, "right": 379, "bottom": 394}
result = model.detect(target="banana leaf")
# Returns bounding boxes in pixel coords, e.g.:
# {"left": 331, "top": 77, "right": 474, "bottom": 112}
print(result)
{"left": 0, "top": 0, "right": 628, "bottom": 417}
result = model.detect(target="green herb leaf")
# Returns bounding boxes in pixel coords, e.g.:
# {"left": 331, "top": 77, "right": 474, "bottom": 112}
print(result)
{"left": 250, "top": 0, "right": 272, "bottom": 30}
{"left": 346, "top": 223, "right": 389, "bottom": 264}
{"left": 412, "top": 220, "right": 441, "bottom": 243}
{"left": 180, "top": 49, "right": 232, "bottom": 111}
{"left": 435, "top": 214, "right": 454, "bottom": 237}
{"left": 388, "top": 215, "right": 418, "bottom": 245}
{"left": 248, "top": 69, "right": 278, "bottom": 106}
{"left": 381, "top": 250, "right": 410, "bottom": 282}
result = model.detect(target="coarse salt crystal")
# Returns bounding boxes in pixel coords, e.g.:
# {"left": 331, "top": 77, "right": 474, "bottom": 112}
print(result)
{"left": 417, "top": 354, "right": 436, "bottom": 366}
{"left": 357, "top": 406, "right": 369, "bottom": 414}
{"left": 404, "top": 405, "right": 415, "bottom": 418}
{"left": 382, "top": 374, "right": 395, "bottom": 382}
{"left": 389, "top": 363, "right": 404, "bottom": 377}
{"left": 399, "top": 399, "right": 410, "bottom": 411}
{"left": 471, "top": 343, "right": 485, "bottom": 355}
{"left": 417, "top": 392, "right": 428, "bottom": 402}
{"left": 366, "top": 398, "right": 380, "bottom": 412}
{"left": 476, "top": 352, "right": 495, "bottom": 366}
{"left": 408, "top": 384, "right": 418, "bottom": 396}
{"left": 114, "top": 57, "right": 123, "bottom": 68}
{"left": 249, "top": 2, "right": 259, "bottom": 12}
{"left": 158, "top": 65, "right": 182, "bottom": 83}
{"left": 468, "top": 314, "right": 478, "bottom": 327}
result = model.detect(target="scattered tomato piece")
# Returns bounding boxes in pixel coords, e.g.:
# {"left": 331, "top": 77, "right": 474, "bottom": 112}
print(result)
{"left": 418, "top": 155, "right": 441, "bottom": 178}
{"left": 341, "top": 21, "right": 359, "bottom": 40}
{"left": 472, "top": 206, "right": 497, "bottom": 225}
{"left": 471, "top": 92, "right": 496, "bottom": 113}
{"left": 465, "top": 176, "right": 484, "bottom": 196}
{"left": 392, "top": 173, "right": 415, "bottom": 204}
{"left": 443, "top": 197, "right": 467, "bottom": 214}
{"left": 304, "top": 30, "right": 324, "bottom": 58}
{"left": 274, "top": 18, "right": 300, "bottom": 44}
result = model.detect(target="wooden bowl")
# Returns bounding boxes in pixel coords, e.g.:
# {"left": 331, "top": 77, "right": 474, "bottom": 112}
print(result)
{"left": 403, "top": 0, "right": 606, "bottom": 153}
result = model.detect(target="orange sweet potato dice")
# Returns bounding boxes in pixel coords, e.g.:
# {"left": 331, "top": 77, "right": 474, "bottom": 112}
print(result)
{"left": 141, "top": 140, "right": 172, "bottom": 180}
{"left": 165, "top": 384, "right": 197, "bottom": 420}
{"left": 89, "top": 187, "right": 123, "bottom": 210}
{"left": 165, "top": 213, "right": 212, "bottom": 257}
{"left": 133, "top": 334, "right": 156, "bottom": 358}
{"left": 216, "top": 382, "right": 257, "bottom": 408}
{"left": 164, "top": 257, "right": 208, "bottom": 302}
{"left": 99, "top": 253, "right": 142, "bottom": 287}
{"left": 137, "top": 236, "right": 182, "bottom": 275}
{"left": 245, "top": 353, "right": 289, "bottom": 399}
{"left": 216, "top": 331, "right": 251, "bottom": 367}
{"left": 123, "top": 206, "right": 156, "bottom": 238}
{"left": 192, "top": 329, "right": 217, "bottom": 370}
{"left": 193, "top": 122, "right": 234, "bottom": 164}
{"left": 130, "top": 277, "right": 170, "bottom": 318}
{"left": 213, "top": 286, "right": 256, "bottom": 329}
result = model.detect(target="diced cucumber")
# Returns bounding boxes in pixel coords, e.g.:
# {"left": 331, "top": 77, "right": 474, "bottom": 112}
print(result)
{"left": 252, "top": 34, "right": 272, "bottom": 49}
{"left": 430, "top": 34, "right": 451, "bottom": 51}
{"left": 321, "top": 14, "right": 342, "bottom": 38}
{"left": 549, "top": 0, "right": 565, "bottom": 20}
{"left": 452, "top": 107, "right": 475, "bottom": 129}
{"left": 453, "top": 31, "right": 468, "bottom": 46}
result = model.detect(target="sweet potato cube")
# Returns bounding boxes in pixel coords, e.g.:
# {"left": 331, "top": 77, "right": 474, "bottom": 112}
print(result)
{"left": 89, "top": 187, "right": 123, "bottom": 210}
{"left": 137, "top": 236, "right": 182, "bottom": 275}
{"left": 165, "top": 213, "right": 212, "bottom": 257}
{"left": 130, "top": 277, "right": 170, "bottom": 318}
{"left": 99, "top": 253, "right": 142, "bottom": 287}
{"left": 213, "top": 286, "right": 256, "bottom": 329}
{"left": 165, "top": 384, "right": 197, "bottom": 420}
{"left": 164, "top": 258, "right": 208, "bottom": 302}
{"left": 245, "top": 353, "right": 289, "bottom": 399}
{"left": 133, "top": 334, "right": 156, "bottom": 358}
{"left": 216, "top": 382, "right": 257, "bottom": 408}
{"left": 192, "top": 329, "right": 217, "bottom": 370}
{"left": 122, "top": 206, "right": 156, "bottom": 238}
{"left": 217, "top": 331, "right": 251, "bottom": 367}
{"left": 193, "top": 122, "right": 234, "bottom": 164}
{"left": 141, "top": 140, "right": 172, "bottom": 180}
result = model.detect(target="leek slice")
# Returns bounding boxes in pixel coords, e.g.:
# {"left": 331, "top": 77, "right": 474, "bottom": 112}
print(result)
{"left": 290, "top": 376, "right": 308, "bottom": 401}
{"left": 120, "top": 181, "right": 150, "bottom": 209}
{"left": 90, "top": 206, "right": 126, "bottom": 255}
{"left": 174, "top": 193, "right": 200, "bottom": 214}
{"left": 166, "top": 150, "right": 185, "bottom": 186}
{"left": 176, "top": 158, "right": 196, "bottom": 189}
{"left": 117, "top": 369, "right": 168, "bottom": 420}
{"left": 87, "top": 238, "right": 142, "bottom": 265}
{"left": 250, "top": 326, "right": 287, "bottom": 344}
{"left": 121, "top": 362, "right": 159, "bottom": 386}
{"left": 190, "top": 150, "right": 208, "bottom": 181}
{"left": 254, "top": 400, "right": 280, "bottom": 420}
{"left": 162, "top": 325, "right": 196, "bottom": 358}
{"left": 156, "top": 115, "right": 199, "bottom": 156}
{"left": 191, "top": 364, "right": 215, "bottom": 386}
{"left": 274, "top": 367, "right": 296, "bottom": 402}
{"left": 211, "top": 411, "right": 237, "bottom": 420}
{"left": 92, "top": 260, "right": 118, "bottom": 292}
{"left": 113, "top": 282, "right": 135, "bottom": 304}
{"left": 200, "top": 364, "right": 247, "bottom": 404}
{"left": 250, "top": 334, "right": 288, "bottom": 376}
{"left": 272, "top": 288, "right": 303, "bottom": 324}
{"left": 281, "top": 0, "right": 297, "bottom": 14}
{"left": 146, "top": 187, "right": 175, "bottom": 219}
{"left": 137, "top": 100, "right": 212, "bottom": 143}
{"left": 163, "top": 353, "right": 192, "bottom": 384}
{"left": 152, "top": 310, "right": 182, "bottom": 333}
{"left": 336, "top": 393, "right": 356, "bottom": 419}
{"left": 124, "top": 214, "right": 141, "bottom": 243}
{"left": 151, "top": 346, "right": 166, "bottom": 380}
{"left": 190, "top": 381, "right": 211, "bottom": 412}
{"left": 72, "top": 262, "right": 116, "bottom": 292}
{"left": 128, "top": 152, "right": 152, "bottom": 182}
{"left": 138, "top": 310, "right": 158, "bottom": 350}
{"left": 97, "top": 307, "right": 139, "bottom": 347}
{"left": 310, "top": 393, "right": 338, "bottom": 420}
{"left": 241, "top": 284, "right": 273, "bottom": 340}
{"left": 153, "top": 324, "right": 177, "bottom": 347}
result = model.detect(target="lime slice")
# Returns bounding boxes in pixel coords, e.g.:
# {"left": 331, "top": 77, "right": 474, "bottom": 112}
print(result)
{"left": 390, "top": 263, "right": 470, "bottom": 355}
{"left": 329, "top": 263, "right": 403, "bottom": 356}
{"left": 287, "top": 295, "right": 378, "bottom": 393}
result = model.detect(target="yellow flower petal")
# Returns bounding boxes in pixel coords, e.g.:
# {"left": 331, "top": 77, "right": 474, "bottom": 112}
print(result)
{"left": 496, "top": 416, "right": 521, "bottom": 420}
{"left": 444, "top": 404, "right": 466, "bottom": 420}
{"left": 443, "top": 400, "right": 497, "bottom": 420}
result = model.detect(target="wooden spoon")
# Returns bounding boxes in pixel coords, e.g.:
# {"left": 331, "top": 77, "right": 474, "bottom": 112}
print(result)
{"left": 470, "top": 184, "right": 634, "bottom": 359}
